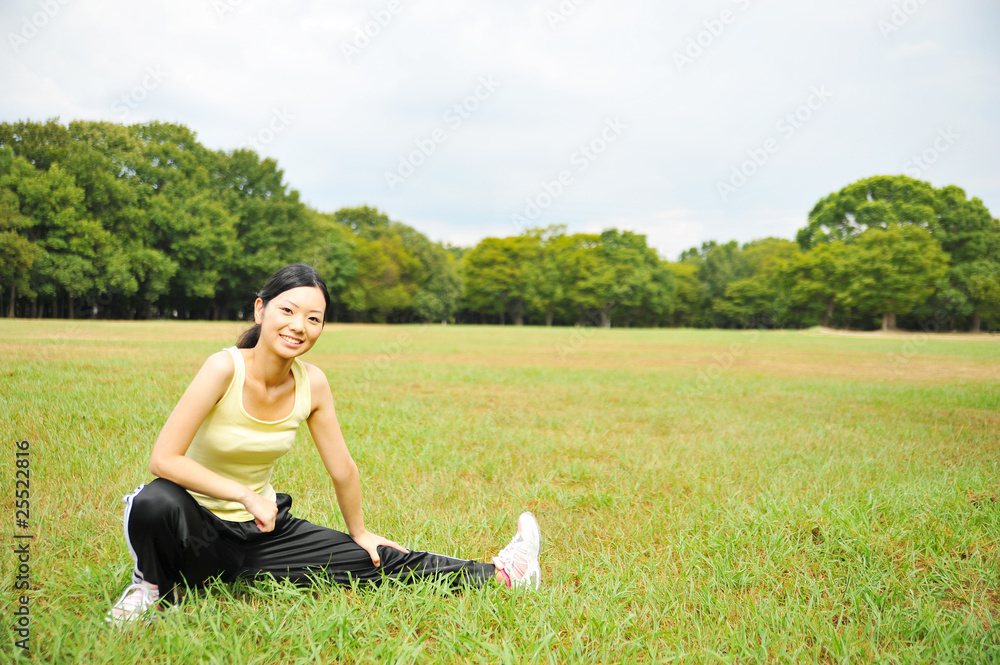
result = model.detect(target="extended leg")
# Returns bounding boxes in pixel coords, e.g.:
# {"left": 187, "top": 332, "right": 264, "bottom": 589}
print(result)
{"left": 239, "top": 495, "right": 496, "bottom": 589}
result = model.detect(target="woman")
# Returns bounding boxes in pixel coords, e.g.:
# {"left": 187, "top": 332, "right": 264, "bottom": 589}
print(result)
{"left": 108, "top": 263, "right": 541, "bottom": 625}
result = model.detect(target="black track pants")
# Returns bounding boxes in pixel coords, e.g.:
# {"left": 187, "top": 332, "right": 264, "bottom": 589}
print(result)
{"left": 122, "top": 479, "right": 496, "bottom": 600}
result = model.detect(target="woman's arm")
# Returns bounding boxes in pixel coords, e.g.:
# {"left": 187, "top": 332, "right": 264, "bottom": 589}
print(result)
{"left": 149, "top": 351, "right": 278, "bottom": 532}
{"left": 305, "top": 364, "right": 408, "bottom": 566}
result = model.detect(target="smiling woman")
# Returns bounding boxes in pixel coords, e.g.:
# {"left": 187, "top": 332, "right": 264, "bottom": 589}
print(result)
{"left": 106, "top": 263, "right": 542, "bottom": 627}
{"left": 235, "top": 264, "right": 331, "bottom": 351}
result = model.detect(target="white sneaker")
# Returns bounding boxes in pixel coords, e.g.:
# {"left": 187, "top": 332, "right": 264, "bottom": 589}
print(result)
{"left": 106, "top": 581, "right": 160, "bottom": 627}
{"left": 493, "top": 512, "right": 541, "bottom": 589}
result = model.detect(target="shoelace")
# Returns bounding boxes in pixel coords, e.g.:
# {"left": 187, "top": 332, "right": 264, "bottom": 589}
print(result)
{"left": 496, "top": 534, "right": 530, "bottom": 578}
{"left": 111, "top": 583, "right": 156, "bottom": 617}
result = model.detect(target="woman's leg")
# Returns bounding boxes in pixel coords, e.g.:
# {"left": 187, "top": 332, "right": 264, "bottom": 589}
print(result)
{"left": 239, "top": 494, "right": 497, "bottom": 589}
{"left": 122, "top": 478, "right": 238, "bottom": 601}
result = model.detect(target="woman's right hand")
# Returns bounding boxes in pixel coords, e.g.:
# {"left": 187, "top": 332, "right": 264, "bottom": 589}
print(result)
{"left": 241, "top": 490, "right": 278, "bottom": 532}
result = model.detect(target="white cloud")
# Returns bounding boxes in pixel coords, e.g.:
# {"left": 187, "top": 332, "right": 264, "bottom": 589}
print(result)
{"left": 1, "top": 0, "right": 997, "bottom": 256}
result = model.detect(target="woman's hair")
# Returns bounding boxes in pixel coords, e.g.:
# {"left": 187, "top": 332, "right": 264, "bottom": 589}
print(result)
{"left": 236, "top": 263, "right": 332, "bottom": 348}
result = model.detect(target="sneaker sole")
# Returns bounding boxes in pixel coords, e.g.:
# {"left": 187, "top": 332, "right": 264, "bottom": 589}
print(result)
{"left": 519, "top": 512, "right": 542, "bottom": 589}
{"left": 520, "top": 512, "right": 541, "bottom": 552}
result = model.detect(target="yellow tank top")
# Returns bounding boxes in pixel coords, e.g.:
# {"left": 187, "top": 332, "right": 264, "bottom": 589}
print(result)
{"left": 185, "top": 346, "right": 311, "bottom": 521}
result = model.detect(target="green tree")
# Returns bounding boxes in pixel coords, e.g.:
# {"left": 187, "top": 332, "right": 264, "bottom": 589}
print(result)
{"left": 953, "top": 260, "right": 1000, "bottom": 332}
{"left": 677, "top": 240, "right": 761, "bottom": 328}
{"left": 665, "top": 262, "right": 706, "bottom": 327}
{"left": 931, "top": 185, "right": 1000, "bottom": 264}
{"left": 66, "top": 121, "right": 175, "bottom": 317}
{"left": 714, "top": 238, "right": 801, "bottom": 327}
{"left": 334, "top": 205, "right": 459, "bottom": 323}
{"left": 800, "top": 175, "right": 1000, "bottom": 330}
{"left": 461, "top": 235, "right": 540, "bottom": 325}
{"left": 147, "top": 192, "right": 236, "bottom": 314}
{"left": 300, "top": 211, "right": 358, "bottom": 322}
{"left": 906, "top": 186, "right": 1000, "bottom": 331}
{"left": 518, "top": 226, "right": 569, "bottom": 326}
{"left": 343, "top": 234, "right": 419, "bottom": 322}
{"left": 0, "top": 152, "right": 117, "bottom": 318}
{"left": 528, "top": 230, "right": 594, "bottom": 326}
{"left": 0, "top": 150, "right": 41, "bottom": 316}
{"left": 0, "top": 118, "right": 72, "bottom": 172}
{"left": 128, "top": 122, "right": 235, "bottom": 317}
{"left": 409, "top": 240, "right": 462, "bottom": 324}
{"left": 584, "top": 229, "right": 674, "bottom": 328}
{"left": 776, "top": 240, "right": 851, "bottom": 327}
{"left": 797, "top": 175, "right": 942, "bottom": 248}
{"left": 550, "top": 233, "right": 602, "bottom": 325}
{"left": 212, "top": 147, "right": 306, "bottom": 319}
{"left": 840, "top": 224, "right": 949, "bottom": 331}
{"left": 334, "top": 205, "right": 395, "bottom": 240}
{"left": 1, "top": 120, "right": 156, "bottom": 317}
{"left": 414, "top": 254, "right": 461, "bottom": 323}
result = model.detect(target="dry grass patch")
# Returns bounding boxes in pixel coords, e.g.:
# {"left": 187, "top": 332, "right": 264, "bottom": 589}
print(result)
{"left": 2, "top": 320, "right": 999, "bottom": 663}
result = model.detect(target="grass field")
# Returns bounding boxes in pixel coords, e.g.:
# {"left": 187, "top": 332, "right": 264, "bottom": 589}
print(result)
{"left": 1, "top": 320, "right": 998, "bottom": 664}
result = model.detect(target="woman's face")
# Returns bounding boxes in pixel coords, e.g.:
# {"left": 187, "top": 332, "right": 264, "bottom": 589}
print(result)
{"left": 254, "top": 286, "right": 326, "bottom": 357}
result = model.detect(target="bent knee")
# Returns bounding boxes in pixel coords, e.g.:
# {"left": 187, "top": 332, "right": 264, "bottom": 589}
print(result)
{"left": 127, "top": 479, "right": 193, "bottom": 527}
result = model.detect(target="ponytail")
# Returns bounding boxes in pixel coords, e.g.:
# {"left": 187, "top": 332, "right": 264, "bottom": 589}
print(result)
{"left": 236, "top": 323, "right": 261, "bottom": 349}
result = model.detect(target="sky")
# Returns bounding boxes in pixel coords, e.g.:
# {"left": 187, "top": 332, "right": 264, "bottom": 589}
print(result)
{"left": 2, "top": 0, "right": 998, "bottom": 260}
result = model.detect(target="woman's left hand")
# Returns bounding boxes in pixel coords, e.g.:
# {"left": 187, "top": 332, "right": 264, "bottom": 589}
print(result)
{"left": 351, "top": 530, "right": 409, "bottom": 567}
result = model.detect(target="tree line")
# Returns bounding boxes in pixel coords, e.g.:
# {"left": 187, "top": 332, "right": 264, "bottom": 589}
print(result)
{"left": 2, "top": 119, "right": 998, "bottom": 331}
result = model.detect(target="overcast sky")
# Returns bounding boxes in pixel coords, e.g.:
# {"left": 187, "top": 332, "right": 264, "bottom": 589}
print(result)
{"left": 3, "top": 0, "right": 998, "bottom": 260}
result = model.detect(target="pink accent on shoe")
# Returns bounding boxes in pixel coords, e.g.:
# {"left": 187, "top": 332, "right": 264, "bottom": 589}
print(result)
{"left": 498, "top": 567, "right": 512, "bottom": 587}
{"left": 106, "top": 580, "right": 160, "bottom": 627}
{"left": 493, "top": 512, "right": 542, "bottom": 590}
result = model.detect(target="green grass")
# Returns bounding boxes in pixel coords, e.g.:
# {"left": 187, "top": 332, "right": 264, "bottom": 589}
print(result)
{"left": 2, "top": 321, "right": 998, "bottom": 663}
